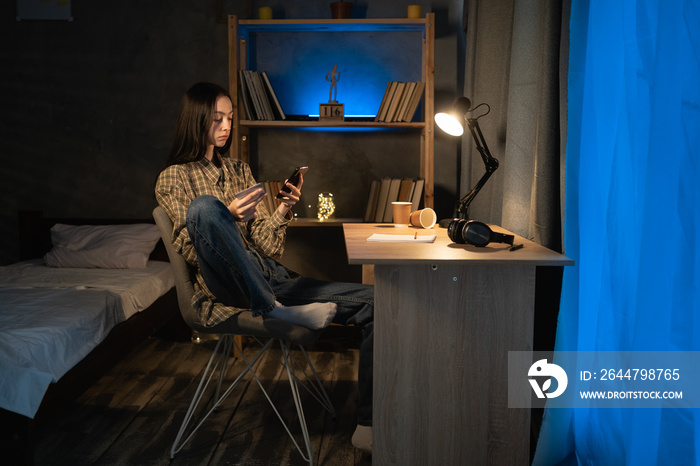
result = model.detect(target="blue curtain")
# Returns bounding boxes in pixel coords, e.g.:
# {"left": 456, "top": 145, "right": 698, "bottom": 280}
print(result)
{"left": 535, "top": 0, "right": 700, "bottom": 464}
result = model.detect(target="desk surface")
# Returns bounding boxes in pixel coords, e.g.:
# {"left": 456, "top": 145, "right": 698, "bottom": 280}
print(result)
{"left": 343, "top": 223, "right": 574, "bottom": 266}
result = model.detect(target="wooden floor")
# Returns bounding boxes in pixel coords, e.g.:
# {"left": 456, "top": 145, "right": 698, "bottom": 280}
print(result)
{"left": 34, "top": 329, "right": 372, "bottom": 466}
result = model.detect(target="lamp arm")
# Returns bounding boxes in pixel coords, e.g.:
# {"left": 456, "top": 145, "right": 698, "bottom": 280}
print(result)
{"left": 457, "top": 118, "right": 499, "bottom": 218}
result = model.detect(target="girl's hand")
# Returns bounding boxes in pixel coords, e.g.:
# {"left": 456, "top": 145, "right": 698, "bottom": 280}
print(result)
{"left": 228, "top": 188, "right": 266, "bottom": 222}
{"left": 276, "top": 173, "right": 303, "bottom": 215}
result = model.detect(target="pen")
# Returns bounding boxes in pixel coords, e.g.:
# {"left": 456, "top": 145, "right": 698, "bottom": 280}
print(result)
{"left": 509, "top": 243, "right": 524, "bottom": 251}
{"left": 414, "top": 232, "right": 418, "bottom": 239}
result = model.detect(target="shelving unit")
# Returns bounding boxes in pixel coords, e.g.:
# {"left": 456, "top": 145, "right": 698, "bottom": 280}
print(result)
{"left": 227, "top": 14, "right": 435, "bottom": 210}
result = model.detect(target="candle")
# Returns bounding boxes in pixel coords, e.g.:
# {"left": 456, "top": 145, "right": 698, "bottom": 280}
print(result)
{"left": 258, "top": 7, "right": 273, "bottom": 20}
{"left": 407, "top": 5, "right": 422, "bottom": 18}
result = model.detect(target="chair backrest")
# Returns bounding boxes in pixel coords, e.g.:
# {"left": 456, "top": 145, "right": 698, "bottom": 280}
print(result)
{"left": 153, "top": 206, "right": 322, "bottom": 344}
{"left": 152, "top": 206, "right": 201, "bottom": 330}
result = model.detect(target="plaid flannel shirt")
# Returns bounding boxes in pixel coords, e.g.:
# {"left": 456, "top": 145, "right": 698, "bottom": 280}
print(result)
{"left": 155, "top": 155, "right": 290, "bottom": 326}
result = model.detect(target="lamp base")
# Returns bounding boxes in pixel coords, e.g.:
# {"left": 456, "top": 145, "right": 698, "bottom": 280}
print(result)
{"left": 439, "top": 209, "right": 469, "bottom": 228}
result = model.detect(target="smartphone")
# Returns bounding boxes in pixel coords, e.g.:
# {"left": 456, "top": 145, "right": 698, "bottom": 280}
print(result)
{"left": 276, "top": 166, "right": 308, "bottom": 199}
{"left": 235, "top": 183, "right": 264, "bottom": 199}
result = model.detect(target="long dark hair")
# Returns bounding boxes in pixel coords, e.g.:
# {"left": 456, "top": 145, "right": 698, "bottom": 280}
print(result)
{"left": 165, "top": 82, "right": 232, "bottom": 167}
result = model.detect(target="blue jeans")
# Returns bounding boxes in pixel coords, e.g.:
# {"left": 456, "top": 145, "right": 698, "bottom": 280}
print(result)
{"left": 186, "top": 195, "right": 374, "bottom": 426}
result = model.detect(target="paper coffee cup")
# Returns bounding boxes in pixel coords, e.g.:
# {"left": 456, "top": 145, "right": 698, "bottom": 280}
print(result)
{"left": 409, "top": 207, "right": 437, "bottom": 228}
{"left": 392, "top": 202, "right": 412, "bottom": 227}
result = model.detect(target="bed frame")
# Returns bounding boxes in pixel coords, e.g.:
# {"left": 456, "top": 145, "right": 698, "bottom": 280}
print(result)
{"left": 1, "top": 210, "right": 187, "bottom": 465}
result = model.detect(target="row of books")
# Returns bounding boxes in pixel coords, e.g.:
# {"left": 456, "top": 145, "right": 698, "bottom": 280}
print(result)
{"left": 374, "top": 81, "right": 425, "bottom": 123}
{"left": 364, "top": 177, "right": 425, "bottom": 223}
{"left": 238, "top": 70, "right": 286, "bottom": 121}
{"left": 238, "top": 72, "right": 424, "bottom": 123}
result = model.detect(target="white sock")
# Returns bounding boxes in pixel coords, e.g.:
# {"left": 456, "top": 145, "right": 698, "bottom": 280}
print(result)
{"left": 352, "top": 425, "right": 372, "bottom": 454}
{"left": 267, "top": 300, "right": 337, "bottom": 330}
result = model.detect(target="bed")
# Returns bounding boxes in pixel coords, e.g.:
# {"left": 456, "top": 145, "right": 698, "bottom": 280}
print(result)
{"left": 0, "top": 211, "right": 184, "bottom": 465}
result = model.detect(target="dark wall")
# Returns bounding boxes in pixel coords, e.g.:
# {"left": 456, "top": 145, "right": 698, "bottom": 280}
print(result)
{"left": 0, "top": 0, "right": 464, "bottom": 265}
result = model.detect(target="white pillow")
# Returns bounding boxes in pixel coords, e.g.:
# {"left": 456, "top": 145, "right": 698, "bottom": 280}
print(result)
{"left": 44, "top": 223, "right": 161, "bottom": 269}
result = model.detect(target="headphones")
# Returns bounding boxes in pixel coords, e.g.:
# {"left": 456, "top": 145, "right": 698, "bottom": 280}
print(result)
{"left": 447, "top": 219, "right": 515, "bottom": 247}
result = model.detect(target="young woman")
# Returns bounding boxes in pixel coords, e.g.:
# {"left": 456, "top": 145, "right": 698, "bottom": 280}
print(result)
{"left": 155, "top": 82, "right": 373, "bottom": 452}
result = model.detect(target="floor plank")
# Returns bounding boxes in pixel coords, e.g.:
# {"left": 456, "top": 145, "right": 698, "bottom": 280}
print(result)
{"left": 34, "top": 332, "right": 372, "bottom": 466}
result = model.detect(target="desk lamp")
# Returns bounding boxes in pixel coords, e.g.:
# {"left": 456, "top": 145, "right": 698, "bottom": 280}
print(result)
{"left": 435, "top": 97, "right": 499, "bottom": 226}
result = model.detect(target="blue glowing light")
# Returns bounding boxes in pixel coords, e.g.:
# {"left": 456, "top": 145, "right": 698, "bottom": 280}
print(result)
{"left": 246, "top": 30, "right": 423, "bottom": 118}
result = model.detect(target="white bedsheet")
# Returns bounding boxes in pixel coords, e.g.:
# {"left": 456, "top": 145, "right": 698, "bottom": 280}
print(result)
{"left": 0, "top": 260, "right": 174, "bottom": 418}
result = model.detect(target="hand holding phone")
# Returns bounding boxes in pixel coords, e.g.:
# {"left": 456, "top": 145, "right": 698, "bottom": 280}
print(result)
{"left": 276, "top": 166, "right": 308, "bottom": 199}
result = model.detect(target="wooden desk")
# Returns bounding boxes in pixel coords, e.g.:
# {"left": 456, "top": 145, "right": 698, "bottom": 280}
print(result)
{"left": 343, "top": 223, "right": 573, "bottom": 466}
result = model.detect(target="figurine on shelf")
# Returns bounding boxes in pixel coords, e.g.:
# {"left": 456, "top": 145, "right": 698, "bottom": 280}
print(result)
{"left": 326, "top": 64, "right": 340, "bottom": 103}
{"left": 320, "top": 65, "right": 345, "bottom": 120}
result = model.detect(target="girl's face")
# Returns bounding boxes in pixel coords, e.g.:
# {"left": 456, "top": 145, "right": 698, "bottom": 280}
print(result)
{"left": 207, "top": 95, "right": 233, "bottom": 155}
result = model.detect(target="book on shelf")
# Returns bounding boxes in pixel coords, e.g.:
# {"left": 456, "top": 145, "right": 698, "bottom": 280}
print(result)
{"left": 397, "top": 178, "right": 415, "bottom": 202}
{"left": 261, "top": 71, "right": 286, "bottom": 120}
{"left": 410, "top": 178, "right": 424, "bottom": 211}
{"left": 374, "top": 82, "right": 393, "bottom": 123}
{"left": 395, "top": 81, "right": 416, "bottom": 123}
{"left": 402, "top": 81, "right": 425, "bottom": 122}
{"left": 239, "top": 72, "right": 255, "bottom": 121}
{"left": 363, "top": 179, "right": 380, "bottom": 222}
{"left": 254, "top": 72, "right": 274, "bottom": 120}
{"left": 375, "top": 82, "right": 397, "bottom": 122}
{"left": 374, "top": 81, "right": 425, "bottom": 123}
{"left": 384, "top": 82, "right": 407, "bottom": 123}
{"left": 239, "top": 70, "right": 286, "bottom": 120}
{"left": 382, "top": 178, "right": 402, "bottom": 222}
{"left": 364, "top": 177, "right": 424, "bottom": 223}
{"left": 242, "top": 70, "right": 263, "bottom": 120}
{"left": 375, "top": 82, "right": 399, "bottom": 123}
{"left": 373, "top": 177, "right": 392, "bottom": 222}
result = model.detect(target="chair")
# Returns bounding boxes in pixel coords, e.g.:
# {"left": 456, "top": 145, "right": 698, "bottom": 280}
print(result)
{"left": 152, "top": 206, "right": 335, "bottom": 465}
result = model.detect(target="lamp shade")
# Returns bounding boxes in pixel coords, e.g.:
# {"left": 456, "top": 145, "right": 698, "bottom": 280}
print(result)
{"left": 434, "top": 97, "right": 473, "bottom": 137}
{"left": 435, "top": 112, "right": 464, "bottom": 136}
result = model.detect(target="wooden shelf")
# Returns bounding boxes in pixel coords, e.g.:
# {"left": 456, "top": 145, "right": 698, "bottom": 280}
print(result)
{"left": 228, "top": 14, "right": 434, "bottom": 208}
{"left": 239, "top": 120, "right": 426, "bottom": 128}
{"left": 237, "top": 18, "right": 431, "bottom": 34}
{"left": 289, "top": 218, "right": 362, "bottom": 227}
